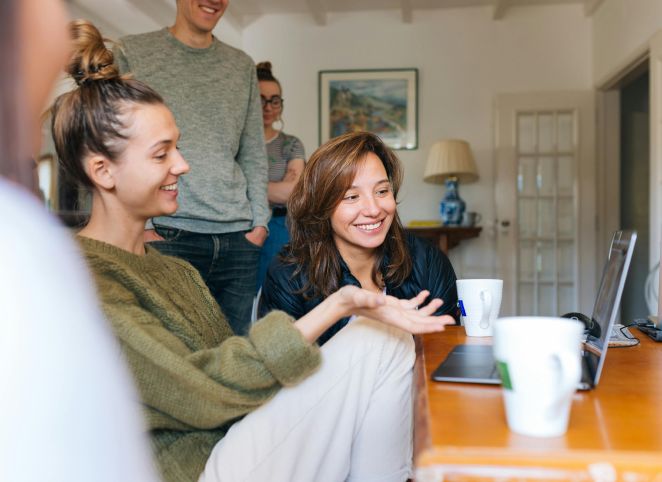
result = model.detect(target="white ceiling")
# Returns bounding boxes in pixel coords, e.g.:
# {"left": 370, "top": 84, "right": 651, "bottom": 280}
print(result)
{"left": 236, "top": 0, "right": 581, "bottom": 15}
{"left": 228, "top": 0, "right": 604, "bottom": 23}
{"left": 67, "top": 0, "right": 605, "bottom": 36}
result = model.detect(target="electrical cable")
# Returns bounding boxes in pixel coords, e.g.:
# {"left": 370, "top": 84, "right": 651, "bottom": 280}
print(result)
{"left": 615, "top": 322, "right": 640, "bottom": 347}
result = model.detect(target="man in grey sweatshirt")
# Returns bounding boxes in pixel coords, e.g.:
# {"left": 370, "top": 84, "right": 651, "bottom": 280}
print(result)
{"left": 114, "top": 0, "right": 269, "bottom": 336}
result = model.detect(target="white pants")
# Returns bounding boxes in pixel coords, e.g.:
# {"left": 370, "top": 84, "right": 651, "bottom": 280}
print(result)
{"left": 198, "top": 317, "right": 416, "bottom": 482}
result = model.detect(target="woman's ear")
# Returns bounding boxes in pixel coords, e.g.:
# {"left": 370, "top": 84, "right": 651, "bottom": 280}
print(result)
{"left": 86, "top": 154, "right": 116, "bottom": 191}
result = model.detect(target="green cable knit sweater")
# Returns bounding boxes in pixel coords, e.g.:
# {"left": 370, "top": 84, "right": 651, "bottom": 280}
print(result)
{"left": 77, "top": 236, "right": 322, "bottom": 482}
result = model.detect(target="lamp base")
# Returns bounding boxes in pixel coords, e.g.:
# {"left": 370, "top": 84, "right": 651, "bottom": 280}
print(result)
{"left": 440, "top": 178, "right": 466, "bottom": 226}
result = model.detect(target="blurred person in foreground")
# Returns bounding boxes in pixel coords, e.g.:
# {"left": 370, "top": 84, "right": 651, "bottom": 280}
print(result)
{"left": 261, "top": 132, "right": 461, "bottom": 346}
{"left": 0, "top": 0, "right": 158, "bottom": 481}
{"left": 254, "top": 61, "right": 306, "bottom": 291}
{"left": 50, "top": 21, "right": 455, "bottom": 482}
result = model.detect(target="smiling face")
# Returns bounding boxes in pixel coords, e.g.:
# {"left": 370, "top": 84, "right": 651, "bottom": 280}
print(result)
{"left": 111, "top": 104, "right": 190, "bottom": 221}
{"left": 259, "top": 80, "right": 281, "bottom": 128}
{"left": 330, "top": 152, "right": 396, "bottom": 257}
{"left": 176, "top": 0, "right": 228, "bottom": 34}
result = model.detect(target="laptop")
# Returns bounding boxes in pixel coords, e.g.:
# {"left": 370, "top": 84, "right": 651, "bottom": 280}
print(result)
{"left": 431, "top": 230, "right": 637, "bottom": 391}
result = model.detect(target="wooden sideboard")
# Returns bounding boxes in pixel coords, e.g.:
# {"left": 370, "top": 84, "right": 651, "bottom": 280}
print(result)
{"left": 405, "top": 226, "right": 482, "bottom": 254}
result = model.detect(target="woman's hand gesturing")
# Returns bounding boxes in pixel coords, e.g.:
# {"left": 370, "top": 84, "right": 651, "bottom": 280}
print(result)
{"left": 336, "top": 286, "right": 456, "bottom": 334}
{"left": 294, "top": 285, "right": 455, "bottom": 343}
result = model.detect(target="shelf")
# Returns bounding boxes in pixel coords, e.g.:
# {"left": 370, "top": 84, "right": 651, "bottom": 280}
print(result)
{"left": 405, "top": 226, "right": 482, "bottom": 254}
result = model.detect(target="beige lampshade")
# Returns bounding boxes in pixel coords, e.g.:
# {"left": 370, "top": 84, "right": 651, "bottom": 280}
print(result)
{"left": 423, "top": 139, "right": 479, "bottom": 184}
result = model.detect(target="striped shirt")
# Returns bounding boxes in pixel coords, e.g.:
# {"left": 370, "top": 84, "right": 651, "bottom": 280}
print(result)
{"left": 267, "top": 132, "right": 305, "bottom": 184}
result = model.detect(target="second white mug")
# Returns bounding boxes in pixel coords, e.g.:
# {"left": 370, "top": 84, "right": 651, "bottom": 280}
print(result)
{"left": 493, "top": 317, "right": 584, "bottom": 437}
{"left": 456, "top": 279, "right": 503, "bottom": 336}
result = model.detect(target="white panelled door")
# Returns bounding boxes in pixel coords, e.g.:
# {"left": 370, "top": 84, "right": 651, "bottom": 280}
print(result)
{"left": 495, "top": 92, "right": 597, "bottom": 317}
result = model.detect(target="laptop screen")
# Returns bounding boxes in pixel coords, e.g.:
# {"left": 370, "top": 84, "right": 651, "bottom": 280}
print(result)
{"left": 583, "top": 230, "right": 637, "bottom": 386}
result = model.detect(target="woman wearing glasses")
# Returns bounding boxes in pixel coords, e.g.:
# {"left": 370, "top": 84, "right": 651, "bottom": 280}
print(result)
{"left": 255, "top": 62, "right": 306, "bottom": 291}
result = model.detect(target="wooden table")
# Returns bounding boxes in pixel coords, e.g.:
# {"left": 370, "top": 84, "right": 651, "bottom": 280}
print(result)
{"left": 413, "top": 327, "right": 662, "bottom": 481}
{"left": 406, "top": 227, "right": 482, "bottom": 254}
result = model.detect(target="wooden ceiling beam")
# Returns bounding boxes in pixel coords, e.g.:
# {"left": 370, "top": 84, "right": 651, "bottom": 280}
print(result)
{"left": 402, "top": 0, "right": 413, "bottom": 24}
{"left": 493, "top": 0, "right": 509, "bottom": 20}
{"left": 304, "top": 0, "right": 327, "bottom": 26}
{"left": 584, "top": 0, "right": 605, "bottom": 17}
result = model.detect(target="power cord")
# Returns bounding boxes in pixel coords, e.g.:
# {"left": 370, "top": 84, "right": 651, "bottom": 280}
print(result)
{"left": 615, "top": 322, "right": 640, "bottom": 347}
{"left": 582, "top": 322, "right": 641, "bottom": 348}
{"left": 634, "top": 318, "right": 662, "bottom": 342}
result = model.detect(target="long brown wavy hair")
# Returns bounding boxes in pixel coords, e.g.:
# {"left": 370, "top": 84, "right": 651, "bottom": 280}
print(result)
{"left": 284, "top": 132, "right": 412, "bottom": 300}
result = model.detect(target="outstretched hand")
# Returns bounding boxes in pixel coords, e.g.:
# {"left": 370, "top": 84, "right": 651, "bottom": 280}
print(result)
{"left": 336, "top": 285, "right": 456, "bottom": 334}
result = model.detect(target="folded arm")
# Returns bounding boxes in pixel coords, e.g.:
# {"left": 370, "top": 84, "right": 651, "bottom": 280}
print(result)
{"left": 268, "top": 158, "right": 304, "bottom": 206}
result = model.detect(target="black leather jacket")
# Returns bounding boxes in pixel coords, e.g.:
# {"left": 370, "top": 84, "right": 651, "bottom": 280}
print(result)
{"left": 261, "top": 232, "right": 460, "bottom": 345}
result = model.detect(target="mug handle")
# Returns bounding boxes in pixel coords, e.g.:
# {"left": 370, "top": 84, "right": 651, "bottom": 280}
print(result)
{"left": 479, "top": 290, "right": 492, "bottom": 329}
{"left": 546, "top": 351, "right": 581, "bottom": 421}
{"left": 475, "top": 213, "right": 482, "bottom": 225}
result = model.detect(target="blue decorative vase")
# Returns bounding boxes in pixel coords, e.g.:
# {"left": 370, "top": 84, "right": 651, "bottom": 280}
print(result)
{"left": 440, "top": 178, "right": 465, "bottom": 226}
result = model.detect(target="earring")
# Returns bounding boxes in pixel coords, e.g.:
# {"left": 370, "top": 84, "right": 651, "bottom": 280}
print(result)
{"left": 273, "top": 115, "right": 285, "bottom": 133}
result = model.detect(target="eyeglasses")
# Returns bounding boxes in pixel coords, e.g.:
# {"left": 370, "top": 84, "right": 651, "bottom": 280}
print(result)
{"left": 261, "top": 95, "right": 283, "bottom": 109}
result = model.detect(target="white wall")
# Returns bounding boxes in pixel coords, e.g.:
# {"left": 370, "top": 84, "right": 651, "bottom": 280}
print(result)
{"left": 242, "top": 5, "right": 592, "bottom": 278}
{"left": 593, "top": 0, "right": 662, "bottom": 85}
{"left": 213, "top": 17, "right": 243, "bottom": 50}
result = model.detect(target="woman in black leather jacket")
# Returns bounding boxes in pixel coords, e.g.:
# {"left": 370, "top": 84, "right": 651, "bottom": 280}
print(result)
{"left": 261, "top": 132, "right": 460, "bottom": 345}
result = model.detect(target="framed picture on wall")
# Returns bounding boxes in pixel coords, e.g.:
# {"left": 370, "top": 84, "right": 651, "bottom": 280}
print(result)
{"left": 319, "top": 68, "right": 418, "bottom": 150}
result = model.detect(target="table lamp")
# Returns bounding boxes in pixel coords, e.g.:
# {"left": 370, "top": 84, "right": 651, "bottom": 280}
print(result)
{"left": 423, "top": 139, "right": 479, "bottom": 226}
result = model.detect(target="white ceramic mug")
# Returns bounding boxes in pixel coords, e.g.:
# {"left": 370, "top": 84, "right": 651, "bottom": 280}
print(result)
{"left": 456, "top": 279, "right": 503, "bottom": 336}
{"left": 461, "top": 212, "right": 482, "bottom": 227}
{"left": 493, "top": 317, "right": 584, "bottom": 438}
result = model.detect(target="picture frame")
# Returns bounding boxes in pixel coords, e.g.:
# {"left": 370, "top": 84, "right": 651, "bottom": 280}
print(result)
{"left": 319, "top": 68, "right": 418, "bottom": 150}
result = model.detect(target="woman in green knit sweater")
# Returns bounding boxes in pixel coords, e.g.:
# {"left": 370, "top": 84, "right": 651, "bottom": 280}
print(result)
{"left": 52, "top": 21, "right": 456, "bottom": 482}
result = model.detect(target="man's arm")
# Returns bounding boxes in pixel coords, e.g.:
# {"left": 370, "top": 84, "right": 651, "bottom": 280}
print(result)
{"left": 235, "top": 66, "right": 270, "bottom": 235}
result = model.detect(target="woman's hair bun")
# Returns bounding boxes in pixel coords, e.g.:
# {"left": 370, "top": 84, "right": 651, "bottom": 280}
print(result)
{"left": 256, "top": 61, "right": 280, "bottom": 86}
{"left": 67, "top": 20, "right": 121, "bottom": 86}
{"left": 256, "top": 61, "right": 273, "bottom": 73}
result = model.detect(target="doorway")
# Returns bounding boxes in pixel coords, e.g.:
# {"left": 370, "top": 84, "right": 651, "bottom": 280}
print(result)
{"left": 598, "top": 64, "right": 652, "bottom": 323}
{"left": 619, "top": 71, "right": 650, "bottom": 323}
{"left": 494, "top": 92, "right": 598, "bottom": 317}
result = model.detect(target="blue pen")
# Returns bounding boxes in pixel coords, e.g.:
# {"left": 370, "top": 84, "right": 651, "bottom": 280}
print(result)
{"left": 458, "top": 300, "right": 466, "bottom": 316}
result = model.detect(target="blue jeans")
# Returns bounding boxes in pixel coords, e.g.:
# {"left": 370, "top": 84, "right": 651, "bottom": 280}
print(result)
{"left": 256, "top": 215, "right": 290, "bottom": 292}
{"left": 149, "top": 226, "right": 260, "bottom": 336}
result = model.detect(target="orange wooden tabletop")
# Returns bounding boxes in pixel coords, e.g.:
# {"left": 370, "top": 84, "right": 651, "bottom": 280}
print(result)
{"left": 414, "top": 326, "right": 662, "bottom": 481}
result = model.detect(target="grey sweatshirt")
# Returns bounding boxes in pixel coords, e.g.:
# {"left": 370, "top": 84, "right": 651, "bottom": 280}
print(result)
{"left": 115, "top": 28, "right": 270, "bottom": 234}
